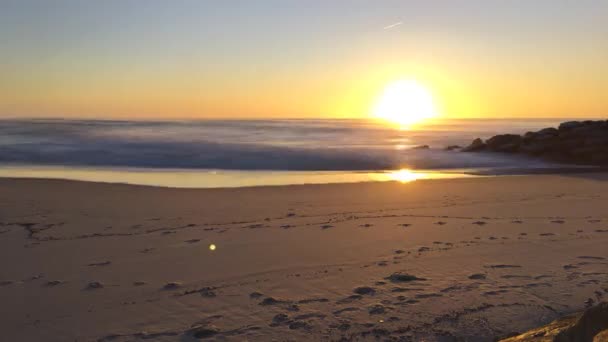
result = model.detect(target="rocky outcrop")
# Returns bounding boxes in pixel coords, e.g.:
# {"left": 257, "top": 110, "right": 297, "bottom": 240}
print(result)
{"left": 500, "top": 302, "right": 608, "bottom": 342}
{"left": 462, "top": 120, "right": 608, "bottom": 165}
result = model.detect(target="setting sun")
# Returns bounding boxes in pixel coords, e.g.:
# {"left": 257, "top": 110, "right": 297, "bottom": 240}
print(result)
{"left": 372, "top": 80, "right": 439, "bottom": 126}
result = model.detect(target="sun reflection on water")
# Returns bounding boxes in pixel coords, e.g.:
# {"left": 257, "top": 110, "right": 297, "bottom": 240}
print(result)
{"left": 388, "top": 169, "right": 426, "bottom": 183}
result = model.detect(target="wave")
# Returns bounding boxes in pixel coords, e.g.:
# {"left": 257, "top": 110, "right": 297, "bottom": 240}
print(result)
{"left": 0, "top": 119, "right": 559, "bottom": 171}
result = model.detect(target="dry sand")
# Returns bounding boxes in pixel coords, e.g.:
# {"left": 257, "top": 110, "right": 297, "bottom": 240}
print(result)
{"left": 1, "top": 174, "right": 608, "bottom": 341}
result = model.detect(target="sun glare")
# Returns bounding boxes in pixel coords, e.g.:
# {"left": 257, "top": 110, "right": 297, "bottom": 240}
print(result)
{"left": 373, "top": 80, "right": 438, "bottom": 126}
{"left": 389, "top": 169, "right": 425, "bottom": 183}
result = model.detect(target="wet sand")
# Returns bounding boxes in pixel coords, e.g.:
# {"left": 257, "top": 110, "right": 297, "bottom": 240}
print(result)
{"left": 1, "top": 174, "right": 608, "bottom": 341}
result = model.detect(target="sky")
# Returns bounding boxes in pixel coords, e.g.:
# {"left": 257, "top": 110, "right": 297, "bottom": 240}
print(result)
{"left": 1, "top": 0, "right": 607, "bottom": 120}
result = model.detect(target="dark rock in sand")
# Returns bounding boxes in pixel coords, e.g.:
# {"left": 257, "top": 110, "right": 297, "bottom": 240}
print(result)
{"left": 500, "top": 302, "right": 608, "bottom": 342}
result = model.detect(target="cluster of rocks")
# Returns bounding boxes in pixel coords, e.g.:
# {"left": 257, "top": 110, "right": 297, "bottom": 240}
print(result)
{"left": 462, "top": 120, "right": 608, "bottom": 165}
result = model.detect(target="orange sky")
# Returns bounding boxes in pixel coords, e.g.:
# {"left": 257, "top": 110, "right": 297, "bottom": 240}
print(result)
{"left": 1, "top": 1, "right": 607, "bottom": 120}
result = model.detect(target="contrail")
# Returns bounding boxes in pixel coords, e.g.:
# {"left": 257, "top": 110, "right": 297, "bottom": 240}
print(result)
{"left": 383, "top": 21, "right": 403, "bottom": 30}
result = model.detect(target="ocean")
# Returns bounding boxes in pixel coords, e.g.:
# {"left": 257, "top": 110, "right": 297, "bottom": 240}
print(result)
{"left": 0, "top": 118, "right": 572, "bottom": 187}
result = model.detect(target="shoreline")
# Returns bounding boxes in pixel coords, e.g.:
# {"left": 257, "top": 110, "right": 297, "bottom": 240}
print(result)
{"left": 1, "top": 163, "right": 607, "bottom": 189}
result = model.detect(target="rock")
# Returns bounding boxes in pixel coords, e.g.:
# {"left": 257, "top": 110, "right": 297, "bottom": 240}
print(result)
{"left": 538, "top": 127, "right": 559, "bottom": 136}
{"left": 445, "top": 145, "right": 462, "bottom": 151}
{"left": 559, "top": 121, "right": 584, "bottom": 131}
{"left": 462, "top": 138, "right": 486, "bottom": 152}
{"left": 485, "top": 134, "right": 522, "bottom": 152}
{"left": 462, "top": 120, "right": 608, "bottom": 166}
{"left": 412, "top": 145, "right": 430, "bottom": 150}
{"left": 500, "top": 302, "right": 608, "bottom": 341}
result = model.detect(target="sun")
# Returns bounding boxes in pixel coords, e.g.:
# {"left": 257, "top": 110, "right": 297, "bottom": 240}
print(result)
{"left": 372, "top": 80, "right": 438, "bottom": 126}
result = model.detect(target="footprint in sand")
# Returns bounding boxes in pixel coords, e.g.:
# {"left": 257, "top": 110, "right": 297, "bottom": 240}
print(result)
{"left": 86, "top": 281, "right": 104, "bottom": 290}
{"left": 486, "top": 264, "right": 521, "bottom": 269}
{"left": 540, "top": 233, "right": 556, "bottom": 236}
{"left": 512, "top": 220, "right": 524, "bottom": 224}
{"left": 577, "top": 256, "right": 605, "bottom": 260}
{"left": 297, "top": 298, "right": 329, "bottom": 304}
{"left": 398, "top": 223, "right": 412, "bottom": 227}
{"left": 360, "top": 223, "right": 373, "bottom": 228}
{"left": 162, "top": 282, "right": 182, "bottom": 290}
{"left": 468, "top": 273, "right": 487, "bottom": 280}
{"left": 333, "top": 307, "right": 359, "bottom": 315}
{"left": 588, "top": 219, "right": 602, "bottom": 223}
{"left": 353, "top": 286, "right": 376, "bottom": 295}
{"left": 249, "top": 292, "right": 263, "bottom": 299}
{"left": 87, "top": 261, "right": 111, "bottom": 267}
{"left": 472, "top": 221, "right": 487, "bottom": 225}
{"left": 435, "top": 221, "right": 447, "bottom": 225}
{"left": 184, "top": 239, "right": 200, "bottom": 244}
{"left": 45, "top": 280, "right": 64, "bottom": 287}
{"left": 368, "top": 304, "right": 387, "bottom": 315}
{"left": 321, "top": 224, "right": 333, "bottom": 230}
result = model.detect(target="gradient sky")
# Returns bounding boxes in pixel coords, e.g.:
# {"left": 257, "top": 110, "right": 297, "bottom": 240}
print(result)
{"left": 1, "top": 0, "right": 607, "bottom": 119}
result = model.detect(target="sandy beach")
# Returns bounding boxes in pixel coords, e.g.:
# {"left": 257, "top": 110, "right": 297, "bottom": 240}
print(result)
{"left": 1, "top": 174, "right": 607, "bottom": 341}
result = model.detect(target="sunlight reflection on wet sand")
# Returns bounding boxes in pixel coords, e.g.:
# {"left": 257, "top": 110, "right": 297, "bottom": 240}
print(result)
{"left": 0, "top": 166, "right": 474, "bottom": 188}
